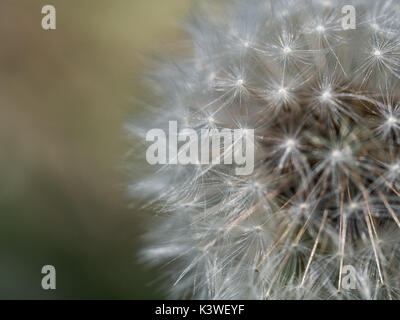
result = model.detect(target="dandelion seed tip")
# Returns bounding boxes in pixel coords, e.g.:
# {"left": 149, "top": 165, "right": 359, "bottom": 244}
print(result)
{"left": 386, "top": 116, "right": 397, "bottom": 125}
{"left": 371, "top": 23, "right": 379, "bottom": 31}
{"left": 349, "top": 202, "right": 358, "bottom": 211}
{"left": 331, "top": 149, "right": 343, "bottom": 160}
{"left": 284, "top": 138, "right": 296, "bottom": 149}
{"left": 321, "top": 89, "right": 332, "bottom": 101}
{"left": 283, "top": 46, "right": 292, "bottom": 54}
{"left": 278, "top": 87, "right": 288, "bottom": 96}
{"left": 237, "top": 79, "right": 244, "bottom": 87}
{"left": 208, "top": 72, "right": 216, "bottom": 83}
{"left": 316, "top": 25, "right": 325, "bottom": 33}
{"left": 374, "top": 49, "right": 382, "bottom": 57}
{"left": 390, "top": 163, "right": 400, "bottom": 173}
{"left": 321, "top": 0, "right": 331, "bottom": 7}
{"left": 300, "top": 203, "right": 308, "bottom": 210}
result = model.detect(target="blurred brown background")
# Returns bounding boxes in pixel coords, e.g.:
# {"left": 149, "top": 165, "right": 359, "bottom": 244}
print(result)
{"left": 0, "top": 0, "right": 188, "bottom": 299}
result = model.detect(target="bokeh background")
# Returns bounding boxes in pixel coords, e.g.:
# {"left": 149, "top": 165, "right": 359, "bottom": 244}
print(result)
{"left": 0, "top": 0, "right": 188, "bottom": 299}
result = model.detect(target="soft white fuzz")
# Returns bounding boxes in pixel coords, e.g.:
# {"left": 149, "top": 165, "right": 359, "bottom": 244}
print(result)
{"left": 132, "top": 0, "right": 400, "bottom": 299}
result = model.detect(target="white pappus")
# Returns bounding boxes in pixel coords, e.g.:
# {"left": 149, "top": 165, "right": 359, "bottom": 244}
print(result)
{"left": 130, "top": 0, "right": 400, "bottom": 299}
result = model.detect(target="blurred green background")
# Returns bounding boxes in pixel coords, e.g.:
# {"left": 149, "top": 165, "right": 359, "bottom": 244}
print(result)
{"left": 0, "top": 0, "right": 188, "bottom": 299}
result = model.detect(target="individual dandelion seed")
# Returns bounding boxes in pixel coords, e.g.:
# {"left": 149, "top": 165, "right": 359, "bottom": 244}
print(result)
{"left": 131, "top": 0, "right": 400, "bottom": 299}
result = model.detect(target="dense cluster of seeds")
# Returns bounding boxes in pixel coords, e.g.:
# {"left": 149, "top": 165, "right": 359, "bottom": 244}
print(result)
{"left": 132, "top": 0, "right": 400, "bottom": 299}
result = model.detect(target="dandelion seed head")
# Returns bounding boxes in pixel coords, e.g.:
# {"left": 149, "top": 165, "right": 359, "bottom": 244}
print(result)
{"left": 134, "top": 0, "right": 400, "bottom": 300}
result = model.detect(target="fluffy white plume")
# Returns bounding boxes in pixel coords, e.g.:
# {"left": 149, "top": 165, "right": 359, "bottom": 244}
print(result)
{"left": 131, "top": 0, "right": 400, "bottom": 299}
